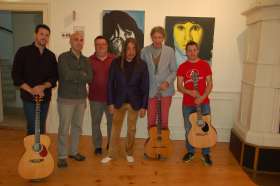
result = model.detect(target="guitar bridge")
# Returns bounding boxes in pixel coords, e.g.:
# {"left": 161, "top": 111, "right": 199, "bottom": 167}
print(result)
{"left": 30, "top": 159, "right": 44, "bottom": 163}
{"left": 195, "top": 132, "right": 208, "bottom": 136}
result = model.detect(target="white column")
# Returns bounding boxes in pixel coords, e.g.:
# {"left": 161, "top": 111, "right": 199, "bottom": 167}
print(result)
{"left": 234, "top": 0, "right": 280, "bottom": 147}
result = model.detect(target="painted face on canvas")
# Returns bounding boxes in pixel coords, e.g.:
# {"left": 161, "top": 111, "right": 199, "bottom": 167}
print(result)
{"left": 110, "top": 24, "right": 136, "bottom": 56}
{"left": 173, "top": 22, "right": 203, "bottom": 52}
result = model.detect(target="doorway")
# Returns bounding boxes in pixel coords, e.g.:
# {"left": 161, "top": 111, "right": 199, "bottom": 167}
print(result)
{"left": 0, "top": 11, "right": 43, "bottom": 128}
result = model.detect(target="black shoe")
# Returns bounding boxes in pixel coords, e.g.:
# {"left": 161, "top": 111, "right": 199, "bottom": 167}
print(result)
{"left": 201, "top": 154, "right": 213, "bottom": 166}
{"left": 94, "top": 148, "right": 102, "bottom": 155}
{"left": 57, "top": 159, "right": 68, "bottom": 168}
{"left": 182, "top": 153, "right": 194, "bottom": 163}
{"left": 69, "top": 153, "right": 86, "bottom": 161}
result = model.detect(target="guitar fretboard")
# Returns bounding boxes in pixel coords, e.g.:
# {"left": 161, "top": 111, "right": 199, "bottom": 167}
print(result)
{"left": 156, "top": 92, "right": 162, "bottom": 134}
{"left": 191, "top": 72, "right": 204, "bottom": 126}
{"left": 34, "top": 96, "right": 41, "bottom": 145}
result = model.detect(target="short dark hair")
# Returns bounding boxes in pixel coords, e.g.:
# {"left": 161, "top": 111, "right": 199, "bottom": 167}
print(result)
{"left": 94, "top": 35, "right": 109, "bottom": 44}
{"left": 185, "top": 40, "right": 199, "bottom": 51}
{"left": 35, "top": 24, "right": 50, "bottom": 34}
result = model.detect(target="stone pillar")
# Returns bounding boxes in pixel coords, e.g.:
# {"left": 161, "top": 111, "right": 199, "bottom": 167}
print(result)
{"left": 230, "top": 0, "right": 280, "bottom": 173}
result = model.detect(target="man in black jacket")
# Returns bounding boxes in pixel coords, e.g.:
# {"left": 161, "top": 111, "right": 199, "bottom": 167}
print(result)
{"left": 12, "top": 24, "right": 58, "bottom": 135}
{"left": 101, "top": 38, "right": 149, "bottom": 164}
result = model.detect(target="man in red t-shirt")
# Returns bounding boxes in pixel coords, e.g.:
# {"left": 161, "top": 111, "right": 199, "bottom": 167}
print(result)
{"left": 177, "top": 41, "right": 213, "bottom": 166}
{"left": 88, "top": 36, "right": 115, "bottom": 155}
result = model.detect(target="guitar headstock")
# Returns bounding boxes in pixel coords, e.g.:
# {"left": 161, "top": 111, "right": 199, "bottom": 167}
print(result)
{"left": 156, "top": 91, "right": 161, "bottom": 99}
{"left": 191, "top": 71, "right": 199, "bottom": 88}
{"left": 34, "top": 95, "right": 43, "bottom": 103}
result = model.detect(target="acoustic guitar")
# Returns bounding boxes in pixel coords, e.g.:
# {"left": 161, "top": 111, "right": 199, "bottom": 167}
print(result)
{"left": 18, "top": 95, "right": 54, "bottom": 180}
{"left": 144, "top": 92, "right": 172, "bottom": 159}
{"left": 187, "top": 71, "right": 217, "bottom": 148}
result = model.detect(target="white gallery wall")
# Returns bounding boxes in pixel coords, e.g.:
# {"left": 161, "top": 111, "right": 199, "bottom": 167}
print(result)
{"left": 0, "top": 0, "right": 256, "bottom": 141}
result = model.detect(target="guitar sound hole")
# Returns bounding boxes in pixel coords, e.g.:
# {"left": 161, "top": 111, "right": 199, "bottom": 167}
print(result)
{"left": 32, "top": 144, "right": 48, "bottom": 157}
{"left": 197, "top": 119, "right": 204, "bottom": 126}
{"left": 33, "top": 143, "right": 42, "bottom": 152}
{"left": 202, "top": 123, "right": 209, "bottom": 132}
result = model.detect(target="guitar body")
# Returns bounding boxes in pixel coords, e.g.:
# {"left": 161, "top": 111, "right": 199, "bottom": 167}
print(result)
{"left": 18, "top": 134, "right": 54, "bottom": 180}
{"left": 187, "top": 113, "right": 217, "bottom": 148}
{"left": 144, "top": 126, "right": 172, "bottom": 159}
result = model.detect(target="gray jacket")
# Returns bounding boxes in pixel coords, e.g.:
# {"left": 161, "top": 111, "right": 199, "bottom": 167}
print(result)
{"left": 141, "top": 44, "right": 177, "bottom": 98}
{"left": 57, "top": 50, "right": 92, "bottom": 99}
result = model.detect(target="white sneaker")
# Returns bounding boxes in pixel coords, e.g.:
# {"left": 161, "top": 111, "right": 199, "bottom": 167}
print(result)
{"left": 126, "top": 155, "right": 134, "bottom": 163}
{"left": 101, "top": 156, "right": 112, "bottom": 164}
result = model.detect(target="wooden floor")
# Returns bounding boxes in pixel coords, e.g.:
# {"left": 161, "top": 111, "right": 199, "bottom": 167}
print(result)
{"left": 0, "top": 128, "right": 257, "bottom": 186}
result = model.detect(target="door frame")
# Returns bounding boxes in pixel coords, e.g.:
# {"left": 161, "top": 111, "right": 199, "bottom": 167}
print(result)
{"left": 0, "top": 1, "right": 49, "bottom": 24}
{"left": 0, "top": 1, "right": 49, "bottom": 122}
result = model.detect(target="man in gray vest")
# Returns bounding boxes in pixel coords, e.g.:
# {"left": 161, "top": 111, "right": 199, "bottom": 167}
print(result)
{"left": 57, "top": 32, "right": 92, "bottom": 168}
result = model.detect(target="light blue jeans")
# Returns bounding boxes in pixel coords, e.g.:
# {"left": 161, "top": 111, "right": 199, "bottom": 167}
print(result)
{"left": 57, "top": 100, "right": 85, "bottom": 159}
{"left": 182, "top": 104, "right": 211, "bottom": 155}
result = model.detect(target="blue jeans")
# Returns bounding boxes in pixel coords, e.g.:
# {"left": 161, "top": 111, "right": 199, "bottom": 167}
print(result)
{"left": 90, "top": 101, "right": 112, "bottom": 149}
{"left": 182, "top": 104, "right": 211, "bottom": 155}
{"left": 22, "top": 100, "right": 50, "bottom": 135}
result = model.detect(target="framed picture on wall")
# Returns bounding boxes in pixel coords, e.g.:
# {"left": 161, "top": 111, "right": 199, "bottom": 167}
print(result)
{"left": 165, "top": 16, "right": 215, "bottom": 67}
{"left": 103, "top": 10, "right": 145, "bottom": 56}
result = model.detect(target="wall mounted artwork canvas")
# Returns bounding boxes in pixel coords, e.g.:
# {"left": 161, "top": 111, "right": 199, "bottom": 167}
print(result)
{"left": 165, "top": 16, "right": 215, "bottom": 67}
{"left": 103, "top": 10, "right": 145, "bottom": 56}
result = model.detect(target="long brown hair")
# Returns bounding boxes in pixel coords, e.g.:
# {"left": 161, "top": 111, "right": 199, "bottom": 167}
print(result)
{"left": 120, "top": 38, "right": 141, "bottom": 71}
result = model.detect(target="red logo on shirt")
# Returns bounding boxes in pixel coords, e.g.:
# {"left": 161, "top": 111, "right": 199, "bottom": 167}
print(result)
{"left": 184, "top": 69, "right": 200, "bottom": 85}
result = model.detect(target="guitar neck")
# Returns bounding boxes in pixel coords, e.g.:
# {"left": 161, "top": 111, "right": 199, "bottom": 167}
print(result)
{"left": 156, "top": 93, "right": 162, "bottom": 132}
{"left": 193, "top": 79, "right": 203, "bottom": 120}
{"left": 195, "top": 104, "right": 203, "bottom": 120}
{"left": 34, "top": 99, "right": 41, "bottom": 144}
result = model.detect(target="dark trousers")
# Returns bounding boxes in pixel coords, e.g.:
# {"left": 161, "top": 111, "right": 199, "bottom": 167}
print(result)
{"left": 22, "top": 100, "right": 50, "bottom": 135}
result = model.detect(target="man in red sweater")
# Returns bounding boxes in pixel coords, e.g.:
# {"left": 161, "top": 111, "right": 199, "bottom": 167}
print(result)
{"left": 88, "top": 36, "right": 115, "bottom": 155}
